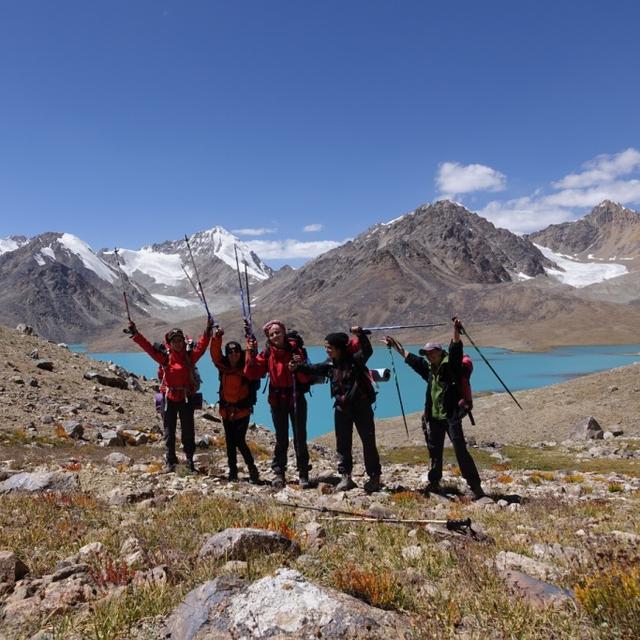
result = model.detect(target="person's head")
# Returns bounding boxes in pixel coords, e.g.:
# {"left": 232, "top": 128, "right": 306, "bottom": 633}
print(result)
{"left": 224, "top": 340, "right": 245, "bottom": 367}
{"left": 165, "top": 328, "right": 185, "bottom": 352}
{"left": 419, "top": 342, "right": 444, "bottom": 366}
{"left": 324, "top": 332, "right": 349, "bottom": 361}
{"left": 263, "top": 320, "right": 286, "bottom": 348}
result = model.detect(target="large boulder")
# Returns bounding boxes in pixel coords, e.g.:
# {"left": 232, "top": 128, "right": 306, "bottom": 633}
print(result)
{"left": 163, "top": 569, "right": 409, "bottom": 639}
{"left": 0, "top": 551, "right": 29, "bottom": 586}
{"left": 0, "top": 471, "right": 80, "bottom": 494}
{"left": 83, "top": 371, "right": 128, "bottom": 390}
{"left": 570, "top": 416, "right": 604, "bottom": 440}
{"left": 198, "top": 528, "right": 300, "bottom": 562}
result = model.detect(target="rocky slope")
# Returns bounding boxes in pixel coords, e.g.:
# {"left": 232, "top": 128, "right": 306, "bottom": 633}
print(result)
{"left": 1, "top": 324, "right": 639, "bottom": 639}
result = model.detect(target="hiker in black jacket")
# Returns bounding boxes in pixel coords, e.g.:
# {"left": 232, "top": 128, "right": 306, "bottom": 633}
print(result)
{"left": 290, "top": 327, "right": 382, "bottom": 493}
{"left": 384, "top": 317, "right": 485, "bottom": 499}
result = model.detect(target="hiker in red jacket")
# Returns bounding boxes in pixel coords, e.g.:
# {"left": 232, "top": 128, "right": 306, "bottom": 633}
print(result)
{"left": 244, "top": 319, "right": 312, "bottom": 489}
{"left": 127, "top": 318, "right": 212, "bottom": 472}
{"left": 211, "top": 326, "right": 260, "bottom": 484}
{"left": 384, "top": 317, "right": 485, "bottom": 499}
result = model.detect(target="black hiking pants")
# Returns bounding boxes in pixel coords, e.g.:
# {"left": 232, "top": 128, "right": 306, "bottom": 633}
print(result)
{"left": 271, "top": 394, "right": 309, "bottom": 477}
{"left": 424, "top": 407, "right": 481, "bottom": 490}
{"left": 223, "top": 416, "right": 255, "bottom": 474}
{"left": 335, "top": 400, "right": 381, "bottom": 478}
{"left": 163, "top": 397, "right": 196, "bottom": 464}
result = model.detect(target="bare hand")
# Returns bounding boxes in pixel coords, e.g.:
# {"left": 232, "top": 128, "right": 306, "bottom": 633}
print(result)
{"left": 350, "top": 325, "right": 363, "bottom": 335}
{"left": 215, "top": 326, "right": 225, "bottom": 338}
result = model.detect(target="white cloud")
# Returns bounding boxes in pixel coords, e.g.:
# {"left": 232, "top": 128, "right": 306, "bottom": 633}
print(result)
{"left": 231, "top": 227, "right": 277, "bottom": 236}
{"left": 472, "top": 148, "right": 640, "bottom": 234}
{"left": 553, "top": 148, "right": 640, "bottom": 189}
{"left": 245, "top": 238, "right": 348, "bottom": 259}
{"left": 436, "top": 161, "right": 506, "bottom": 197}
{"left": 303, "top": 223, "right": 323, "bottom": 232}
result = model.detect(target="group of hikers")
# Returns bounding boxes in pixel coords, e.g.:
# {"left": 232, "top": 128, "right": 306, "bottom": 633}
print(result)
{"left": 125, "top": 315, "right": 485, "bottom": 499}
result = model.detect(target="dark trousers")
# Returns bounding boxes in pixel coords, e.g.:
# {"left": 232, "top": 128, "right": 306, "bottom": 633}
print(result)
{"left": 163, "top": 397, "right": 196, "bottom": 464}
{"left": 335, "top": 401, "right": 381, "bottom": 478}
{"left": 223, "top": 416, "right": 255, "bottom": 473}
{"left": 271, "top": 394, "right": 309, "bottom": 476}
{"left": 424, "top": 408, "right": 481, "bottom": 489}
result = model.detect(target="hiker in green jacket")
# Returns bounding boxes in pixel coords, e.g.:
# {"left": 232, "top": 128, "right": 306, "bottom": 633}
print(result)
{"left": 384, "top": 317, "right": 485, "bottom": 499}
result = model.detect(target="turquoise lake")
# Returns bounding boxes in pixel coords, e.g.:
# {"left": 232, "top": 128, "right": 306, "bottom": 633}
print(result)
{"left": 82, "top": 344, "right": 640, "bottom": 439}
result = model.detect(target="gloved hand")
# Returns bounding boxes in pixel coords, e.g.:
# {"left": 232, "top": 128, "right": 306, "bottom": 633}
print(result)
{"left": 124, "top": 321, "right": 137, "bottom": 336}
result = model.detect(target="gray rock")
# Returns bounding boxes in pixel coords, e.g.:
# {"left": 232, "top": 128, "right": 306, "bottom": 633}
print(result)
{"left": 16, "top": 324, "right": 35, "bottom": 335}
{"left": 495, "top": 551, "right": 561, "bottom": 580}
{"left": 35, "top": 360, "right": 54, "bottom": 372}
{"left": 570, "top": 416, "right": 603, "bottom": 440}
{"left": 105, "top": 452, "right": 132, "bottom": 467}
{"left": 199, "top": 528, "right": 300, "bottom": 562}
{"left": 0, "top": 471, "right": 80, "bottom": 494}
{"left": 83, "top": 371, "right": 128, "bottom": 390}
{"left": 500, "top": 569, "right": 575, "bottom": 609}
{"left": 163, "top": 569, "right": 408, "bottom": 639}
{"left": 62, "top": 420, "right": 84, "bottom": 439}
{"left": 0, "top": 550, "right": 29, "bottom": 585}
{"left": 98, "top": 430, "right": 125, "bottom": 447}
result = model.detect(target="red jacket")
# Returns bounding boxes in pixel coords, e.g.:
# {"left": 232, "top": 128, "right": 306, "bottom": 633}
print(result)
{"left": 133, "top": 330, "right": 210, "bottom": 402}
{"left": 244, "top": 339, "right": 311, "bottom": 406}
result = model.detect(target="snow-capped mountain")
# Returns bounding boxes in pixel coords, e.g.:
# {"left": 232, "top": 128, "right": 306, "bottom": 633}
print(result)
{"left": 0, "top": 227, "right": 274, "bottom": 342}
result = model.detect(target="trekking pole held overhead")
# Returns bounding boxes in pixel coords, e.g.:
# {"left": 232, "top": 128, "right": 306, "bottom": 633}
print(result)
{"left": 244, "top": 260, "right": 254, "bottom": 338}
{"left": 113, "top": 248, "right": 132, "bottom": 322}
{"left": 387, "top": 345, "right": 410, "bottom": 439}
{"left": 233, "top": 245, "right": 248, "bottom": 320}
{"left": 184, "top": 234, "right": 213, "bottom": 322}
{"left": 453, "top": 318, "right": 523, "bottom": 411}
{"left": 181, "top": 265, "right": 205, "bottom": 305}
{"left": 363, "top": 323, "right": 447, "bottom": 334}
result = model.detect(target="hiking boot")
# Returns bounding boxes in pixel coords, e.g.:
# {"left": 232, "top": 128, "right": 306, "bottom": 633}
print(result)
{"left": 248, "top": 465, "right": 260, "bottom": 484}
{"left": 271, "top": 474, "right": 285, "bottom": 489}
{"left": 299, "top": 474, "right": 311, "bottom": 490}
{"left": 186, "top": 459, "right": 197, "bottom": 474}
{"left": 227, "top": 470, "right": 238, "bottom": 482}
{"left": 164, "top": 462, "right": 176, "bottom": 473}
{"left": 336, "top": 474, "right": 357, "bottom": 492}
{"left": 470, "top": 485, "right": 486, "bottom": 500}
{"left": 364, "top": 474, "right": 382, "bottom": 493}
{"left": 424, "top": 482, "right": 441, "bottom": 494}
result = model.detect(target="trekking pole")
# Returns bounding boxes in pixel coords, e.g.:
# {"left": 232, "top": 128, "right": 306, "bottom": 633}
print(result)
{"left": 275, "top": 501, "right": 472, "bottom": 533}
{"left": 181, "top": 265, "right": 205, "bottom": 305}
{"left": 184, "top": 234, "right": 213, "bottom": 322}
{"left": 244, "top": 260, "right": 254, "bottom": 339}
{"left": 363, "top": 323, "right": 447, "bottom": 334}
{"left": 318, "top": 516, "right": 472, "bottom": 532}
{"left": 454, "top": 318, "right": 523, "bottom": 411}
{"left": 387, "top": 345, "right": 410, "bottom": 439}
{"left": 233, "top": 245, "right": 248, "bottom": 321}
{"left": 113, "top": 248, "right": 132, "bottom": 323}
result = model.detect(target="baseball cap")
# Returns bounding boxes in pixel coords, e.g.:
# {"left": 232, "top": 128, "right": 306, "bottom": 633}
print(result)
{"left": 419, "top": 342, "right": 443, "bottom": 356}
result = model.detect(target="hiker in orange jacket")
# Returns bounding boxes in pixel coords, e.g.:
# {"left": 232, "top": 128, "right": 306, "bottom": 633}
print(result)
{"left": 244, "top": 319, "right": 312, "bottom": 489}
{"left": 127, "top": 318, "right": 212, "bottom": 472}
{"left": 211, "top": 326, "right": 260, "bottom": 483}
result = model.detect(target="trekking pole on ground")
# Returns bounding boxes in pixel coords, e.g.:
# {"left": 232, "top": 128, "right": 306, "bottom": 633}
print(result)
{"left": 362, "top": 323, "right": 447, "bottom": 335}
{"left": 113, "top": 248, "right": 133, "bottom": 323}
{"left": 454, "top": 318, "right": 523, "bottom": 411}
{"left": 387, "top": 345, "right": 410, "bottom": 439}
{"left": 184, "top": 234, "right": 213, "bottom": 322}
{"left": 276, "top": 500, "right": 472, "bottom": 532}
{"left": 318, "top": 516, "right": 472, "bottom": 531}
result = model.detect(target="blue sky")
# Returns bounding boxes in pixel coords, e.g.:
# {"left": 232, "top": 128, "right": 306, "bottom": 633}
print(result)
{"left": 1, "top": 1, "right": 639, "bottom": 267}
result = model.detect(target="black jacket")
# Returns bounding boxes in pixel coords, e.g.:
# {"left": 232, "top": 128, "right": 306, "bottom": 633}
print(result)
{"left": 404, "top": 339, "right": 464, "bottom": 420}
{"left": 298, "top": 334, "right": 375, "bottom": 410}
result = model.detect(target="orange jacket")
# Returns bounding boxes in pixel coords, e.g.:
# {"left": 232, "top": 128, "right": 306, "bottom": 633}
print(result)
{"left": 210, "top": 333, "right": 252, "bottom": 420}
